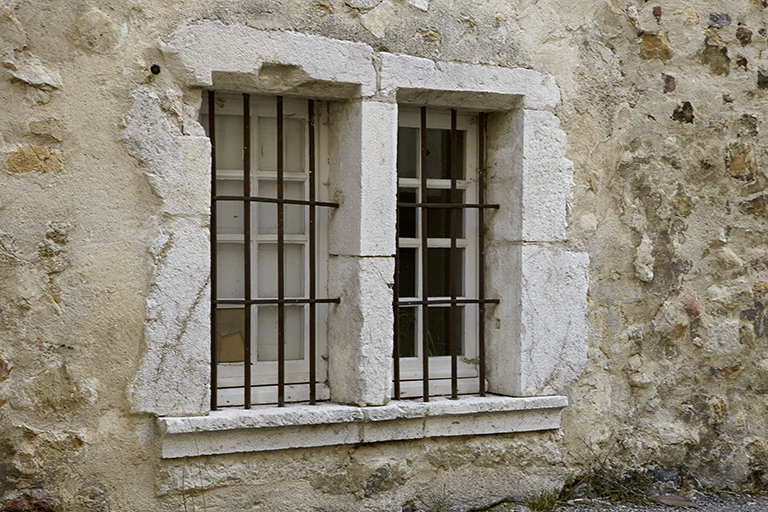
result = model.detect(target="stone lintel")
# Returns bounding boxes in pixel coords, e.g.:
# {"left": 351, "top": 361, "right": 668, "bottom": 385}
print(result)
{"left": 162, "top": 21, "right": 377, "bottom": 97}
{"left": 158, "top": 395, "right": 567, "bottom": 458}
{"left": 378, "top": 52, "right": 560, "bottom": 109}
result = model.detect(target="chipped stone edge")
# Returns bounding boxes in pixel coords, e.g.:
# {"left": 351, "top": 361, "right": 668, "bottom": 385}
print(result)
{"left": 157, "top": 396, "right": 567, "bottom": 458}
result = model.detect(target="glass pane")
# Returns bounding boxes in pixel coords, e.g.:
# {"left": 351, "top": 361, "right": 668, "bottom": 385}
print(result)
{"left": 427, "top": 248, "right": 464, "bottom": 297}
{"left": 258, "top": 117, "right": 305, "bottom": 173}
{"left": 398, "top": 248, "right": 417, "bottom": 298}
{"left": 217, "top": 243, "right": 244, "bottom": 299}
{"left": 427, "top": 306, "right": 464, "bottom": 356}
{"left": 257, "top": 305, "right": 305, "bottom": 361}
{"left": 257, "top": 244, "right": 305, "bottom": 298}
{"left": 257, "top": 180, "right": 305, "bottom": 234}
{"left": 425, "top": 128, "right": 465, "bottom": 180}
{"left": 426, "top": 189, "right": 464, "bottom": 238}
{"left": 216, "top": 114, "right": 245, "bottom": 171}
{"left": 398, "top": 188, "right": 417, "bottom": 238}
{"left": 216, "top": 308, "right": 245, "bottom": 363}
{"left": 397, "top": 307, "right": 416, "bottom": 358}
{"left": 216, "top": 179, "right": 244, "bottom": 234}
{"left": 397, "top": 127, "right": 418, "bottom": 178}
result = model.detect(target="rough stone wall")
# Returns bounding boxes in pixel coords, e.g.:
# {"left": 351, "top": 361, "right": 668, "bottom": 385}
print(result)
{"left": 2, "top": 0, "right": 768, "bottom": 510}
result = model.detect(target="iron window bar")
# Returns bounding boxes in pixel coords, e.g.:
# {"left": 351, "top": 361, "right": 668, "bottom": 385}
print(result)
{"left": 209, "top": 92, "right": 339, "bottom": 410}
{"left": 393, "top": 107, "right": 499, "bottom": 402}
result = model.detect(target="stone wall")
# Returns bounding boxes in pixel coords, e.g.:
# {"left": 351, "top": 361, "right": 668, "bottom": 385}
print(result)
{"left": 2, "top": 0, "right": 768, "bottom": 510}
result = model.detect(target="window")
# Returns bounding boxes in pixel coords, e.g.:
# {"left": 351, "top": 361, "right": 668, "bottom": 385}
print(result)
{"left": 203, "top": 92, "right": 338, "bottom": 408}
{"left": 133, "top": 25, "right": 586, "bottom": 453}
{"left": 394, "top": 107, "right": 498, "bottom": 400}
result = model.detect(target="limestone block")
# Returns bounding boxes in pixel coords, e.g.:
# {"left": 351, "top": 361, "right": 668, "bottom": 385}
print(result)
{"left": 2, "top": 51, "right": 62, "bottom": 89}
{"left": 162, "top": 22, "right": 376, "bottom": 97}
{"left": 328, "top": 100, "right": 397, "bottom": 257}
{"left": 130, "top": 217, "right": 211, "bottom": 416}
{"left": 487, "top": 109, "right": 572, "bottom": 243}
{"left": 378, "top": 53, "right": 560, "bottom": 110}
{"left": 327, "top": 255, "right": 394, "bottom": 406}
{"left": 486, "top": 244, "right": 589, "bottom": 397}
{"left": 122, "top": 87, "right": 211, "bottom": 217}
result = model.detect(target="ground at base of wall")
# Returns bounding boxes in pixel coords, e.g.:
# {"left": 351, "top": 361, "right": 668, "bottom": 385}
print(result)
{"left": 481, "top": 492, "right": 768, "bottom": 512}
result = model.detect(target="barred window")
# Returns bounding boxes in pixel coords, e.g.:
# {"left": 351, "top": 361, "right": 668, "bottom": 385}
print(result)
{"left": 394, "top": 107, "right": 498, "bottom": 400}
{"left": 203, "top": 93, "right": 338, "bottom": 408}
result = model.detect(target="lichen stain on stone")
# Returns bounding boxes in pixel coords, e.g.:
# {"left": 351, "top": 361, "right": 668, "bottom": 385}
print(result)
{"left": 701, "top": 45, "right": 730, "bottom": 76}
{"left": 5, "top": 146, "right": 61, "bottom": 174}
{"left": 671, "top": 102, "right": 694, "bottom": 124}
{"left": 708, "top": 396, "right": 728, "bottom": 423}
{"left": 639, "top": 33, "right": 672, "bottom": 61}
{"left": 737, "top": 26, "right": 753, "bottom": 46}
{"left": 712, "top": 360, "right": 743, "bottom": 380}
{"left": 419, "top": 29, "right": 441, "bottom": 44}
{"left": 672, "top": 185, "right": 693, "bottom": 217}
{"left": 726, "top": 143, "right": 757, "bottom": 181}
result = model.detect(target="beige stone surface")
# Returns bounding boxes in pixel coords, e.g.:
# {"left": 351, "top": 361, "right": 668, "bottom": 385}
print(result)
{"left": 4, "top": 0, "right": 768, "bottom": 510}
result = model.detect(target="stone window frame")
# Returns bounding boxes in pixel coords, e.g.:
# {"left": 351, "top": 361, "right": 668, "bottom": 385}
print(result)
{"left": 125, "top": 22, "right": 589, "bottom": 457}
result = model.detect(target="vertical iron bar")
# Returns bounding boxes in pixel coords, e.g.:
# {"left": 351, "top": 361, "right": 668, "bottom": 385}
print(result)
{"left": 308, "top": 99, "right": 317, "bottom": 405}
{"left": 393, "top": 152, "right": 401, "bottom": 399}
{"left": 420, "top": 107, "right": 430, "bottom": 402}
{"left": 243, "top": 94, "right": 252, "bottom": 409}
{"left": 449, "top": 109, "right": 458, "bottom": 399}
{"left": 209, "top": 91, "right": 218, "bottom": 411}
{"left": 277, "top": 96, "right": 286, "bottom": 407}
{"left": 478, "top": 112, "right": 487, "bottom": 397}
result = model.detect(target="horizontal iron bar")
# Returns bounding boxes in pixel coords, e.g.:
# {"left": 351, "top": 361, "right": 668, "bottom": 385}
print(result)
{"left": 213, "top": 195, "right": 338, "bottom": 208}
{"left": 395, "top": 298, "right": 500, "bottom": 306}
{"left": 215, "top": 298, "right": 340, "bottom": 305}
{"left": 397, "top": 202, "right": 500, "bottom": 209}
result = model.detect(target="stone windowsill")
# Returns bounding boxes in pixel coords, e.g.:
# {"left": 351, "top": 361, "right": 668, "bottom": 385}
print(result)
{"left": 157, "top": 395, "right": 568, "bottom": 458}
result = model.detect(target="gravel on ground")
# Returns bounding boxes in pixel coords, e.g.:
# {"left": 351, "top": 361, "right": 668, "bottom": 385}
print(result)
{"left": 485, "top": 491, "right": 768, "bottom": 512}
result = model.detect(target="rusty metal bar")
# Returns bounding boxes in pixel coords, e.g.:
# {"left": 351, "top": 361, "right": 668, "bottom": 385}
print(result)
{"left": 389, "top": 202, "right": 498, "bottom": 209}
{"left": 478, "top": 112, "right": 487, "bottom": 397}
{"left": 394, "top": 297, "right": 499, "bottom": 307}
{"left": 308, "top": 99, "right": 317, "bottom": 405}
{"left": 243, "top": 94, "right": 252, "bottom": 409}
{"left": 393, "top": 169, "right": 401, "bottom": 399}
{"left": 449, "top": 109, "right": 459, "bottom": 399}
{"left": 209, "top": 91, "right": 218, "bottom": 411}
{"left": 212, "top": 196, "right": 338, "bottom": 208}
{"left": 277, "top": 96, "right": 286, "bottom": 407}
{"left": 420, "top": 106, "right": 430, "bottom": 402}
{"left": 217, "top": 297, "right": 340, "bottom": 305}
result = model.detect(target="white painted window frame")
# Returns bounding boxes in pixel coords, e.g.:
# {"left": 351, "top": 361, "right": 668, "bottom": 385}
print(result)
{"left": 202, "top": 94, "right": 333, "bottom": 406}
{"left": 396, "top": 107, "right": 480, "bottom": 398}
{"left": 127, "top": 22, "right": 589, "bottom": 456}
